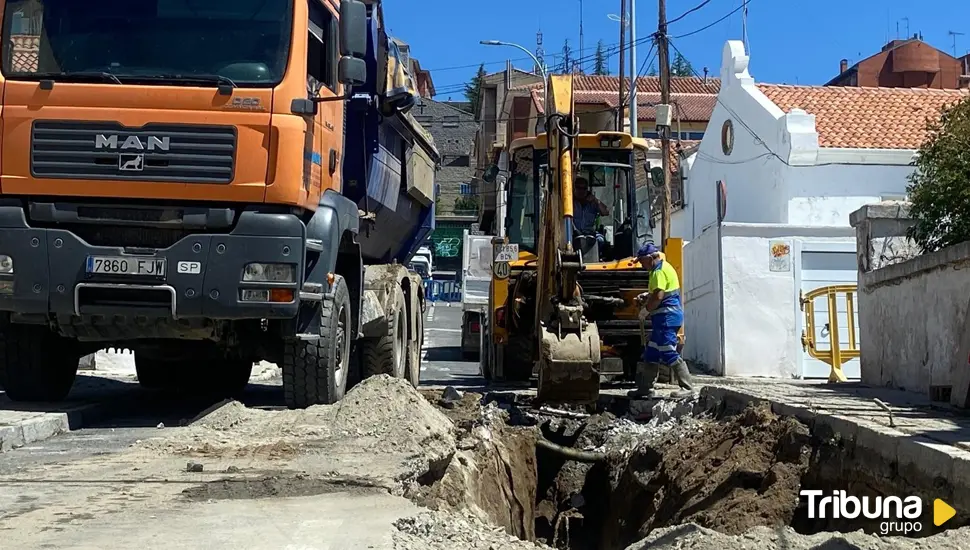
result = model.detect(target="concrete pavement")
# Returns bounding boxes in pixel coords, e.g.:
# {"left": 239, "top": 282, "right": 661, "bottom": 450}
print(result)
{"left": 4, "top": 489, "right": 422, "bottom": 550}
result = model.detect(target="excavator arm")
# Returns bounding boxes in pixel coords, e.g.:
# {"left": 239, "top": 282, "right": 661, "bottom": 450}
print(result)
{"left": 533, "top": 75, "right": 602, "bottom": 404}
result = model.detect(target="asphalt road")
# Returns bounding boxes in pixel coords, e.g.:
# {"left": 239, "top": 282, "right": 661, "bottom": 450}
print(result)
{"left": 419, "top": 302, "right": 483, "bottom": 387}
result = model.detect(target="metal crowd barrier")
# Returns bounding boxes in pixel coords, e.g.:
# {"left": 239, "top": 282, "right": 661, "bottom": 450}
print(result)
{"left": 423, "top": 278, "right": 462, "bottom": 303}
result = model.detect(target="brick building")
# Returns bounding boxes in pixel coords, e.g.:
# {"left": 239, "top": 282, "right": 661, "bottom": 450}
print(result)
{"left": 828, "top": 37, "right": 969, "bottom": 89}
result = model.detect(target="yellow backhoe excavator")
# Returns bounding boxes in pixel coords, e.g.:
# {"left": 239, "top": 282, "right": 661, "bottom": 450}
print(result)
{"left": 479, "top": 74, "right": 684, "bottom": 404}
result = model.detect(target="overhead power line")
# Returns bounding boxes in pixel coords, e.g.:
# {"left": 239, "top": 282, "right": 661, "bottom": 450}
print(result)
{"left": 673, "top": 0, "right": 752, "bottom": 39}
{"left": 666, "top": 0, "right": 713, "bottom": 26}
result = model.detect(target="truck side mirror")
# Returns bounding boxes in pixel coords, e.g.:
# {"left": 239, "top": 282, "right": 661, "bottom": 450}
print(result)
{"left": 338, "top": 57, "right": 366, "bottom": 86}
{"left": 339, "top": 0, "right": 367, "bottom": 58}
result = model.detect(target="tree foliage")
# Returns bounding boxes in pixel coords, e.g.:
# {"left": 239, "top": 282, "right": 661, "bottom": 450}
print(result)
{"left": 593, "top": 40, "right": 608, "bottom": 75}
{"left": 906, "top": 96, "right": 970, "bottom": 252}
{"left": 670, "top": 52, "right": 694, "bottom": 77}
{"left": 454, "top": 194, "right": 481, "bottom": 215}
{"left": 464, "top": 64, "right": 487, "bottom": 120}
{"left": 647, "top": 62, "right": 658, "bottom": 77}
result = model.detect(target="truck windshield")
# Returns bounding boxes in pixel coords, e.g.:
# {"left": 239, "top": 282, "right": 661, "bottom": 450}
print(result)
{"left": 1, "top": 0, "right": 292, "bottom": 86}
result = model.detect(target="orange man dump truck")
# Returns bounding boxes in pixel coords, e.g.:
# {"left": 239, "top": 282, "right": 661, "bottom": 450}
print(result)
{"left": 0, "top": 0, "right": 437, "bottom": 408}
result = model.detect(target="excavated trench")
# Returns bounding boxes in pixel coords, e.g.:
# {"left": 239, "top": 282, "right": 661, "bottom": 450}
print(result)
{"left": 417, "top": 389, "right": 967, "bottom": 550}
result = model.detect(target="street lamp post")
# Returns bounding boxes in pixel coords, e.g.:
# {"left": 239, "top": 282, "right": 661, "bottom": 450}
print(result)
{"left": 480, "top": 39, "right": 547, "bottom": 89}
{"left": 480, "top": 40, "right": 548, "bottom": 135}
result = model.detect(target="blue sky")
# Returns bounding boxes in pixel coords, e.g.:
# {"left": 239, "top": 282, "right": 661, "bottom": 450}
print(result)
{"left": 381, "top": 0, "right": 970, "bottom": 100}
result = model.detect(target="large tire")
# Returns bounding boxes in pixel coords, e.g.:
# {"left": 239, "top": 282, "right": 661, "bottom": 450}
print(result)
{"left": 405, "top": 302, "right": 423, "bottom": 387}
{"left": 0, "top": 325, "right": 79, "bottom": 402}
{"left": 282, "top": 274, "right": 352, "bottom": 409}
{"left": 360, "top": 285, "right": 407, "bottom": 379}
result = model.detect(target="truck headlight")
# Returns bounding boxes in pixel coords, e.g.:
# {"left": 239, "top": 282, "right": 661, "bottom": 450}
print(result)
{"left": 242, "top": 263, "right": 295, "bottom": 283}
{"left": 0, "top": 255, "right": 13, "bottom": 274}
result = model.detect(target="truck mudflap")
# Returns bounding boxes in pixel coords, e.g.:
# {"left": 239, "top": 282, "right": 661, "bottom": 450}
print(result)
{"left": 0, "top": 205, "right": 307, "bottom": 321}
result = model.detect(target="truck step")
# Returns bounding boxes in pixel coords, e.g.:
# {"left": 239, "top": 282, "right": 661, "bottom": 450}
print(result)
{"left": 306, "top": 239, "right": 324, "bottom": 253}
{"left": 295, "top": 333, "right": 321, "bottom": 341}
{"left": 302, "top": 282, "right": 324, "bottom": 294}
{"left": 299, "top": 291, "right": 324, "bottom": 302}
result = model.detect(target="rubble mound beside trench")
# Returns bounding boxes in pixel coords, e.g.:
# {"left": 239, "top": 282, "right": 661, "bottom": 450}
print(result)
{"left": 141, "top": 374, "right": 457, "bottom": 484}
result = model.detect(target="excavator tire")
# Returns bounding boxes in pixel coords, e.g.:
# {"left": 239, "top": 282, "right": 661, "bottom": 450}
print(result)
{"left": 502, "top": 336, "right": 535, "bottom": 382}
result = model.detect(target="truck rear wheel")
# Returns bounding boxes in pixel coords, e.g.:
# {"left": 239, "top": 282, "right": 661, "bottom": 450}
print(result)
{"left": 405, "top": 304, "right": 423, "bottom": 387}
{"left": 282, "top": 275, "right": 352, "bottom": 408}
{"left": 0, "top": 325, "right": 79, "bottom": 402}
{"left": 360, "top": 286, "right": 407, "bottom": 379}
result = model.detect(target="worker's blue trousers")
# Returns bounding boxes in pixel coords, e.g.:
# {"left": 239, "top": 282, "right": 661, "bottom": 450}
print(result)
{"left": 642, "top": 308, "right": 683, "bottom": 366}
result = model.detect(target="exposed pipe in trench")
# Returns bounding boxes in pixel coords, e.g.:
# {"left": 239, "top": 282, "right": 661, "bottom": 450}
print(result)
{"left": 536, "top": 436, "right": 607, "bottom": 463}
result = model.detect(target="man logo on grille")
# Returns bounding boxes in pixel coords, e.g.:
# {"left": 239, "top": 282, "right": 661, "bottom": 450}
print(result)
{"left": 119, "top": 154, "right": 145, "bottom": 171}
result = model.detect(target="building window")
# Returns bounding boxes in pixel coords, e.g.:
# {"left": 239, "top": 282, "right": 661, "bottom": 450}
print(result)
{"left": 443, "top": 115, "right": 460, "bottom": 128}
{"left": 642, "top": 131, "right": 660, "bottom": 139}
{"left": 687, "top": 132, "right": 704, "bottom": 140}
{"left": 460, "top": 183, "right": 471, "bottom": 195}
{"left": 308, "top": 1, "right": 338, "bottom": 92}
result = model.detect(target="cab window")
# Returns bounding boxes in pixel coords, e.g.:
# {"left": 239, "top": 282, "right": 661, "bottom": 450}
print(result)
{"left": 308, "top": 1, "right": 338, "bottom": 92}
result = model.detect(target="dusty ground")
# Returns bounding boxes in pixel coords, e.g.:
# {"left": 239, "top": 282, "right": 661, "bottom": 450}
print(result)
{"left": 627, "top": 523, "right": 970, "bottom": 549}
{"left": 4, "top": 375, "right": 970, "bottom": 550}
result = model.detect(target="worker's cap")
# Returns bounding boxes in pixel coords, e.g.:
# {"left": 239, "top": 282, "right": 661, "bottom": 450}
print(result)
{"left": 636, "top": 243, "right": 660, "bottom": 258}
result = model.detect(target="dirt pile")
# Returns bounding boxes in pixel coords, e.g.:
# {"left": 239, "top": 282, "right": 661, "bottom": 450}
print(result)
{"left": 140, "top": 375, "right": 456, "bottom": 485}
{"left": 393, "top": 510, "right": 550, "bottom": 550}
{"left": 626, "top": 523, "right": 970, "bottom": 550}
{"left": 599, "top": 403, "right": 811, "bottom": 548}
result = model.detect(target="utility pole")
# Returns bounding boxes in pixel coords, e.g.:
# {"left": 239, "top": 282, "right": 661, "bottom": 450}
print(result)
{"left": 657, "top": 0, "right": 672, "bottom": 245}
{"left": 741, "top": 0, "right": 749, "bottom": 53}
{"left": 617, "top": 0, "right": 626, "bottom": 131}
{"left": 629, "top": 0, "right": 638, "bottom": 135}
{"left": 578, "top": 0, "right": 585, "bottom": 73}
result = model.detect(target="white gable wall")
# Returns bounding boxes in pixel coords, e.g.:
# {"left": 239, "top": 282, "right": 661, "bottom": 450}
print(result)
{"left": 673, "top": 41, "right": 914, "bottom": 241}
{"left": 674, "top": 40, "right": 918, "bottom": 379}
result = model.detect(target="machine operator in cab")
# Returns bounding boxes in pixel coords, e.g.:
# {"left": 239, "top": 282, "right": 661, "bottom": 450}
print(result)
{"left": 630, "top": 243, "right": 694, "bottom": 399}
{"left": 572, "top": 177, "right": 609, "bottom": 246}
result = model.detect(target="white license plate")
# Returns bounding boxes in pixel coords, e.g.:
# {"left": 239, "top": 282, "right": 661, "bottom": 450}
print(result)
{"left": 86, "top": 256, "right": 166, "bottom": 276}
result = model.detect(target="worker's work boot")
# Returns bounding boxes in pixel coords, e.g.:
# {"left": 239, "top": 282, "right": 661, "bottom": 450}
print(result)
{"left": 669, "top": 358, "right": 695, "bottom": 399}
{"left": 627, "top": 361, "right": 659, "bottom": 399}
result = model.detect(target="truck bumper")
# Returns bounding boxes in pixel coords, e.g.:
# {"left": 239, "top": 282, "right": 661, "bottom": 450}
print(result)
{"left": 0, "top": 206, "right": 306, "bottom": 321}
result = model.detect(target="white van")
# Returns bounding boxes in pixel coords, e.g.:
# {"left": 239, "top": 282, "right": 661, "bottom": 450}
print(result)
{"left": 415, "top": 246, "right": 434, "bottom": 274}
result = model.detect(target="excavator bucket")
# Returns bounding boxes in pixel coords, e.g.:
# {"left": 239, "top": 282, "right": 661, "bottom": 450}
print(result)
{"left": 536, "top": 319, "right": 602, "bottom": 404}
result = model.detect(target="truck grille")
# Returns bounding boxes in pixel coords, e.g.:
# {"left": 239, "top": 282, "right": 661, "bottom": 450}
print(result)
{"left": 31, "top": 121, "right": 237, "bottom": 184}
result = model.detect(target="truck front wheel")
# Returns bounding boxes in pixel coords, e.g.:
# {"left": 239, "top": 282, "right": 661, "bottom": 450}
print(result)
{"left": 282, "top": 275, "right": 352, "bottom": 408}
{"left": 0, "top": 325, "right": 79, "bottom": 402}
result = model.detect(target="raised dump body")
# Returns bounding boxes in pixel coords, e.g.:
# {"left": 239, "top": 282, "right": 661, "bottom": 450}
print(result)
{"left": 0, "top": 0, "right": 435, "bottom": 408}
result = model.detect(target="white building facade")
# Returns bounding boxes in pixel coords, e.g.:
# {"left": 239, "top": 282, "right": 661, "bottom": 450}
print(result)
{"left": 677, "top": 40, "right": 968, "bottom": 379}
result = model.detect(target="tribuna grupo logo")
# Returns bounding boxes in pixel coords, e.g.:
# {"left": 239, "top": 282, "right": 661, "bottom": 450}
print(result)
{"left": 800, "top": 490, "right": 922, "bottom": 534}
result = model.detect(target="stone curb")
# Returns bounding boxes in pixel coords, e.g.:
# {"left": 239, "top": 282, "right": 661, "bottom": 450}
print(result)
{"left": 0, "top": 391, "right": 142, "bottom": 453}
{"left": 701, "top": 385, "right": 970, "bottom": 514}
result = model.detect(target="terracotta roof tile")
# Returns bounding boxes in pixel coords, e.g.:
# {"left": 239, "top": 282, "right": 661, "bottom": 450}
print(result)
{"left": 758, "top": 84, "right": 970, "bottom": 149}
{"left": 515, "top": 75, "right": 720, "bottom": 95}
{"left": 10, "top": 34, "right": 39, "bottom": 73}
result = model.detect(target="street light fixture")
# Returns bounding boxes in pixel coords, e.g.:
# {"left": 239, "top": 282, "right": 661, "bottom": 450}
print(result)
{"left": 607, "top": 13, "right": 629, "bottom": 26}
